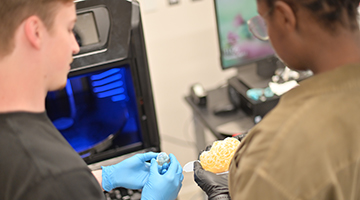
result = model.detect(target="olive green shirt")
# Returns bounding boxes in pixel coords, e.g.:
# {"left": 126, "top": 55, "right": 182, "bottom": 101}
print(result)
{"left": 229, "top": 64, "right": 360, "bottom": 200}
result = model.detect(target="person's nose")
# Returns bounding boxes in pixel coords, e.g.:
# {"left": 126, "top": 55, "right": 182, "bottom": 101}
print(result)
{"left": 72, "top": 34, "right": 80, "bottom": 55}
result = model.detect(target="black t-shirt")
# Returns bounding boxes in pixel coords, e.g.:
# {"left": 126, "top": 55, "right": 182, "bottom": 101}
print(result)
{"left": 0, "top": 112, "right": 105, "bottom": 200}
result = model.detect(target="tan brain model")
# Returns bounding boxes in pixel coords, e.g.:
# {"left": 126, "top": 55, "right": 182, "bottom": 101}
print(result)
{"left": 200, "top": 137, "right": 240, "bottom": 173}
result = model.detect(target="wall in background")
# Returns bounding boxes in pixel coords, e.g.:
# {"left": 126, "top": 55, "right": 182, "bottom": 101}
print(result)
{"left": 137, "top": 0, "right": 237, "bottom": 165}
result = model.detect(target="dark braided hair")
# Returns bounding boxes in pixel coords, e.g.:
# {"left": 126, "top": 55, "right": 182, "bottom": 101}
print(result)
{"left": 264, "top": 0, "right": 360, "bottom": 32}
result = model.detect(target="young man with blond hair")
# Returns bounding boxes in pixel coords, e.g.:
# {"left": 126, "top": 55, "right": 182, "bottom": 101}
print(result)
{"left": 0, "top": 0, "right": 183, "bottom": 199}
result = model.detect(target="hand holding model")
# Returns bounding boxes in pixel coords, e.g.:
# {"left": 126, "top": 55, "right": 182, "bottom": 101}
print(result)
{"left": 101, "top": 152, "right": 159, "bottom": 191}
{"left": 193, "top": 161, "right": 230, "bottom": 200}
{"left": 193, "top": 135, "right": 244, "bottom": 200}
{"left": 141, "top": 154, "right": 184, "bottom": 200}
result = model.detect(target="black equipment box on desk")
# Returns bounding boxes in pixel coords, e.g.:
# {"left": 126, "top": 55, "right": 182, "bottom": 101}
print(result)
{"left": 227, "top": 64, "right": 312, "bottom": 121}
{"left": 228, "top": 76, "right": 279, "bottom": 121}
{"left": 227, "top": 65, "right": 280, "bottom": 121}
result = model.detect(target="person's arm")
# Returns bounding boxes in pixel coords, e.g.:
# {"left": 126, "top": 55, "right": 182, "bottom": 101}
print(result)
{"left": 21, "top": 169, "right": 105, "bottom": 200}
{"left": 92, "top": 169, "right": 104, "bottom": 191}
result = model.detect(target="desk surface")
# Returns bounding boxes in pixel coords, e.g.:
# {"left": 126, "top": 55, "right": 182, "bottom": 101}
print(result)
{"left": 185, "top": 86, "right": 254, "bottom": 139}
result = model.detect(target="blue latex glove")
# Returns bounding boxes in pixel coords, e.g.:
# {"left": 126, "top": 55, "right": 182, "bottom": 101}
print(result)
{"left": 101, "top": 152, "right": 159, "bottom": 191}
{"left": 141, "top": 154, "right": 184, "bottom": 200}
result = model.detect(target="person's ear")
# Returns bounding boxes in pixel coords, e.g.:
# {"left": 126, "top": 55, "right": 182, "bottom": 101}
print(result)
{"left": 272, "top": 1, "right": 297, "bottom": 33}
{"left": 23, "top": 16, "right": 44, "bottom": 50}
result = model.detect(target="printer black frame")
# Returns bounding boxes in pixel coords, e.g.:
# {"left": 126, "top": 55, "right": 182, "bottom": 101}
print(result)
{"left": 68, "top": 0, "right": 160, "bottom": 164}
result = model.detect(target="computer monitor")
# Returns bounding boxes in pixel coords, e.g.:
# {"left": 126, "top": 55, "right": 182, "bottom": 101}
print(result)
{"left": 214, "top": 0, "right": 277, "bottom": 78}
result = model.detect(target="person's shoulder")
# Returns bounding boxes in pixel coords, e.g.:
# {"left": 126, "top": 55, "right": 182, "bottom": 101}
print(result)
{"left": 0, "top": 111, "right": 90, "bottom": 179}
{"left": 230, "top": 125, "right": 276, "bottom": 172}
{"left": 18, "top": 168, "right": 105, "bottom": 200}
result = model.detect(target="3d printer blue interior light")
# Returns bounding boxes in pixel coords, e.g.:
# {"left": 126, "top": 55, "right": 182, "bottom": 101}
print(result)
{"left": 91, "top": 68, "right": 121, "bottom": 80}
{"left": 53, "top": 117, "right": 75, "bottom": 130}
{"left": 46, "top": 65, "right": 141, "bottom": 155}
{"left": 91, "top": 68, "right": 128, "bottom": 102}
{"left": 93, "top": 82, "right": 124, "bottom": 93}
{"left": 52, "top": 80, "right": 76, "bottom": 130}
{"left": 91, "top": 75, "right": 122, "bottom": 87}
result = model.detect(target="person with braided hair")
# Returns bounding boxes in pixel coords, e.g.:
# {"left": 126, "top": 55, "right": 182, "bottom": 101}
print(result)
{"left": 194, "top": 0, "right": 360, "bottom": 199}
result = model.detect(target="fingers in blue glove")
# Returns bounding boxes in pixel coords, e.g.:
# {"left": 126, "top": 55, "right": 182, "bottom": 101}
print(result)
{"left": 102, "top": 152, "right": 160, "bottom": 192}
{"left": 142, "top": 155, "right": 184, "bottom": 200}
{"left": 150, "top": 158, "right": 159, "bottom": 173}
{"left": 167, "top": 154, "right": 179, "bottom": 173}
{"left": 137, "top": 152, "right": 159, "bottom": 162}
{"left": 162, "top": 162, "right": 169, "bottom": 170}
{"left": 168, "top": 154, "right": 184, "bottom": 182}
{"left": 159, "top": 162, "right": 169, "bottom": 175}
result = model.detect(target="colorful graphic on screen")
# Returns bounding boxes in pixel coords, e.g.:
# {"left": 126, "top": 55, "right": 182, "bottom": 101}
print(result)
{"left": 215, "top": 0, "right": 275, "bottom": 69}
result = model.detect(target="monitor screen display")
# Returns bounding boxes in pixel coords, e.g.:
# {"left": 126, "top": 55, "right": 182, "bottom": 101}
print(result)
{"left": 214, "top": 0, "right": 275, "bottom": 69}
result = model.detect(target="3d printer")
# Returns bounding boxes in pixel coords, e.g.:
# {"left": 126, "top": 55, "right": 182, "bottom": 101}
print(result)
{"left": 45, "top": 0, "right": 160, "bottom": 172}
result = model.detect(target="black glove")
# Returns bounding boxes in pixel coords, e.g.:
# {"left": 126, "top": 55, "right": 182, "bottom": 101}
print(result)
{"left": 193, "top": 134, "right": 246, "bottom": 200}
{"left": 232, "top": 132, "right": 248, "bottom": 142}
{"left": 193, "top": 161, "right": 231, "bottom": 200}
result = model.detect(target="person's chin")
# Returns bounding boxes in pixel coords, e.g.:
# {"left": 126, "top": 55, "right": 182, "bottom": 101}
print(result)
{"left": 58, "top": 82, "right": 67, "bottom": 90}
{"left": 48, "top": 82, "right": 67, "bottom": 92}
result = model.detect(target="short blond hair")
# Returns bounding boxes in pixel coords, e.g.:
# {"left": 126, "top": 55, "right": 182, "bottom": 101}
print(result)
{"left": 0, "top": 0, "right": 73, "bottom": 58}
